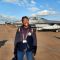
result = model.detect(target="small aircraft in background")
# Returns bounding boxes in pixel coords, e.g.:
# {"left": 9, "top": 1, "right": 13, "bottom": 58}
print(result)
{"left": 41, "top": 24, "right": 60, "bottom": 32}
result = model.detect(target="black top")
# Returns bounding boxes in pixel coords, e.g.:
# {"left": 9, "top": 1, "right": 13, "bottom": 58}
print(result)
{"left": 14, "top": 25, "right": 37, "bottom": 54}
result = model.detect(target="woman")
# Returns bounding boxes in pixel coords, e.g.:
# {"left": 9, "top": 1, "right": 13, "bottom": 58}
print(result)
{"left": 14, "top": 16, "right": 37, "bottom": 60}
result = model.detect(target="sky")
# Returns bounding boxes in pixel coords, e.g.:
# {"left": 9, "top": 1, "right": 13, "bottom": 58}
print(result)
{"left": 0, "top": 0, "right": 60, "bottom": 21}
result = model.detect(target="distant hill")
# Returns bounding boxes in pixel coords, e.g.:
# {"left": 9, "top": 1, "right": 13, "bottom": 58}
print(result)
{"left": 0, "top": 15, "right": 18, "bottom": 24}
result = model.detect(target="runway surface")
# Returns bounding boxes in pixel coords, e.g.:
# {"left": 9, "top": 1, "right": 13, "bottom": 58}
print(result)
{"left": 0, "top": 25, "right": 60, "bottom": 60}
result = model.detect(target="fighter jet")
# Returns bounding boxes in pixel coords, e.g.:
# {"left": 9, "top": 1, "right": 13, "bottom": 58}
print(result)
{"left": 42, "top": 24, "right": 60, "bottom": 32}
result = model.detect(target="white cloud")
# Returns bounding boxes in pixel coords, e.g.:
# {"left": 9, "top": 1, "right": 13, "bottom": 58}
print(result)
{"left": 31, "top": 10, "right": 57, "bottom": 16}
{"left": 0, "top": 14, "right": 17, "bottom": 19}
{"left": 17, "top": 0, "right": 28, "bottom": 6}
{"left": 1, "top": 0, "right": 58, "bottom": 16}
{"left": 38, "top": 10, "right": 49, "bottom": 15}
{"left": 17, "top": 0, "right": 39, "bottom": 12}
{"left": 28, "top": 7, "right": 40, "bottom": 12}
{"left": 31, "top": 0, "right": 36, "bottom": 4}
{"left": 1, "top": 0, "right": 36, "bottom": 7}
{"left": 38, "top": 10, "right": 54, "bottom": 15}
{"left": 2, "top": 0, "right": 17, "bottom": 3}
{"left": 31, "top": 14, "right": 36, "bottom": 17}
{"left": 1, "top": 0, "right": 40, "bottom": 13}
{"left": 0, "top": 14, "right": 18, "bottom": 23}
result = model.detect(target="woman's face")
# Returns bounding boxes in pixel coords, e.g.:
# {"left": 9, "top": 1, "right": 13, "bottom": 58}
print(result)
{"left": 22, "top": 18, "right": 29, "bottom": 27}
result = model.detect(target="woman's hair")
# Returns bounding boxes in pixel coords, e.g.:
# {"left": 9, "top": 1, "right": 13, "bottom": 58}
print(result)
{"left": 22, "top": 16, "right": 29, "bottom": 22}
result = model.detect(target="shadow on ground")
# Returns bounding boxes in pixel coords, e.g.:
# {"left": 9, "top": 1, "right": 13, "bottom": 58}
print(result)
{"left": 0, "top": 40, "right": 8, "bottom": 48}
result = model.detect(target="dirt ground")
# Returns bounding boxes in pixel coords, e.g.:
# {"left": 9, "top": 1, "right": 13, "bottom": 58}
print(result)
{"left": 0, "top": 24, "right": 60, "bottom": 60}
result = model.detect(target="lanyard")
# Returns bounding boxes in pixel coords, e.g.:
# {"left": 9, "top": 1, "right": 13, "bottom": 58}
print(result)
{"left": 22, "top": 29, "right": 29, "bottom": 40}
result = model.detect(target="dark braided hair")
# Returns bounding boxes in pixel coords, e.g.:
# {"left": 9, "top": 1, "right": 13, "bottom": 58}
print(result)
{"left": 22, "top": 16, "right": 29, "bottom": 22}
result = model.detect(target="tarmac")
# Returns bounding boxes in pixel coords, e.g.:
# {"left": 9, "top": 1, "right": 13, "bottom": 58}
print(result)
{"left": 0, "top": 24, "right": 60, "bottom": 60}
